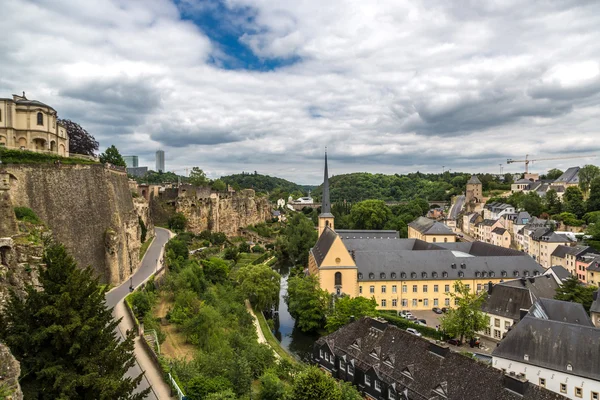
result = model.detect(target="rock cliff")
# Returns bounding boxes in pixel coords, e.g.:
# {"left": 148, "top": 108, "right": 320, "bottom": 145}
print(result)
{"left": 0, "top": 343, "right": 23, "bottom": 400}
{"left": 175, "top": 189, "right": 271, "bottom": 235}
{"left": 4, "top": 164, "right": 150, "bottom": 285}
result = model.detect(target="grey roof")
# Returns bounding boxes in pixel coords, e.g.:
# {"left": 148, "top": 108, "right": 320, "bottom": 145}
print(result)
{"left": 530, "top": 228, "right": 572, "bottom": 243}
{"left": 468, "top": 213, "right": 481, "bottom": 223}
{"left": 311, "top": 226, "right": 337, "bottom": 266}
{"left": 492, "top": 227, "right": 507, "bottom": 235}
{"left": 482, "top": 275, "right": 559, "bottom": 320}
{"left": 591, "top": 291, "right": 600, "bottom": 314}
{"left": 514, "top": 178, "right": 532, "bottom": 184}
{"left": 493, "top": 314, "right": 600, "bottom": 381}
{"left": 317, "top": 317, "right": 565, "bottom": 400}
{"left": 516, "top": 211, "right": 531, "bottom": 225}
{"left": 2, "top": 96, "right": 56, "bottom": 110}
{"left": 554, "top": 167, "right": 580, "bottom": 184}
{"left": 468, "top": 175, "right": 482, "bottom": 184}
{"left": 530, "top": 298, "right": 593, "bottom": 326}
{"left": 408, "top": 216, "right": 454, "bottom": 235}
{"left": 336, "top": 229, "right": 399, "bottom": 239}
{"left": 342, "top": 239, "right": 543, "bottom": 282}
{"left": 551, "top": 245, "right": 589, "bottom": 259}
{"left": 587, "top": 257, "right": 600, "bottom": 272}
{"left": 547, "top": 266, "right": 571, "bottom": 282}
{"left": 482, "top": 219, "right": 498, "bottom": 226}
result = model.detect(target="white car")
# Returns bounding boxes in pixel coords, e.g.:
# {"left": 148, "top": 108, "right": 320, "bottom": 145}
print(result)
{"left": 406, "top": 328, "right": 422, "bottom": 336}
{"left": 401, "top": 311, "right": 414, "bottom": 319}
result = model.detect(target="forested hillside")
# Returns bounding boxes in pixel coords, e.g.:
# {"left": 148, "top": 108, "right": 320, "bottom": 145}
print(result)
{"left": 219, "top": 172, "right": 313, "bottom": 200}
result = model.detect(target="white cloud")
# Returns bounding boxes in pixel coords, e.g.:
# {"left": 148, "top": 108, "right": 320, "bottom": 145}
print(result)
{"left": 1, "top": 0, "right": 600, "bottom": 184}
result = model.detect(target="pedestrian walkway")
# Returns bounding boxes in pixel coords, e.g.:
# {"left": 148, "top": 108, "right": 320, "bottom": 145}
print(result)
{"left": 245, "top": 300, "right": 280, "bottom": 359}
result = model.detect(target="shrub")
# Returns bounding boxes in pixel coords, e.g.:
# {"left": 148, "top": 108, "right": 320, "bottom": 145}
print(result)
{"left": 238, "top": 242, "right": 251, "bottom": 253}
{"left": 252, "top": 245, "right": 265, "bottom": 253}
{"left": 14, "top": 207, "right": 41, "bottom": 224}
{"left": 168, "top": 213, "right": 187, "bottom": 231}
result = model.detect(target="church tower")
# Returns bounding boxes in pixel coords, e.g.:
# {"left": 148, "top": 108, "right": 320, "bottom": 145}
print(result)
{"left": 318, "top": 151, "right": 334, "bottom": 237}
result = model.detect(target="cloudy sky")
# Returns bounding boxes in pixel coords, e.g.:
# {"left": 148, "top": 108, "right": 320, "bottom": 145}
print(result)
{"left": 2, "top": 0, "right": 600, "bottom": 183}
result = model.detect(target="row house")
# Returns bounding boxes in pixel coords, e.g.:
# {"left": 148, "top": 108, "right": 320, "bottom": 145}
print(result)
{"left": 462, "top": 212, "right": 482, "bottom": 237}
{"left": 491, "top": 227, "right": 511, "bottom": 248}
{"left": 481, "top": 273, "right": 560, "bottom": 341}
{"left": 493, "top": 298, "right": 600, "bottom": 400}
{"left": 589, "top": 259, "right": 600, "bottom": 287}
{"left": 314, "top": 317, "right": 564, "bottom": 400}
{"left": 592, "top": 291, "right": 600, "bottom": 328}
{"left": 484, "top": 202, "right": 516, "bottom": 220}
{"left": 528, "top": 228, "right": 573, "bottom": 268}
{"left": 550, "top": 245, "right": 591, "bottom": 277}
{"left": 579, "top": 253, "right": 600, "bottom": 284}
{"left": 517, "top": 218, "right": 549, "bottom": 253}
{"left": 478, "top": 219, "right": 504, "bottom": 243}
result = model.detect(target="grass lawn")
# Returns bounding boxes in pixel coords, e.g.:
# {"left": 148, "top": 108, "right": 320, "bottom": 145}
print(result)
{"left": 236, "top": 252, "right": 262, "bottom": 266}
{"left": 253, "top": 306, "right": 300, "bottom": 366}
{"left": 139, "top": 236, "right": 155, "bottom": 260}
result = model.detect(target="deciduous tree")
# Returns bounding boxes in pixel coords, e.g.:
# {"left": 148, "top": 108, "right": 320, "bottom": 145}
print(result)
{"left": 349, "top": 199, "right": 392, "bottom": 230}
{"left": 545, "top": 168, "right": 564, "bottom": 180}
{"left": 0, "top": 243, "right": 148, "bottom": 399}
{"left": 189, "top": 167, "right": 210, "bottom": 187}
{"left": 290, "top": 366, "right": 342, "bottom": 400}
{"left": 235, "top": 264, "right": 281, "bottom": 311}
{"left": 544, "top": 189, "right": 562, "bottom": 215}
{"left": 587, "top": 178, "right": 600, "bottom": 213}
{"left": 277, "top": 212, "right": 317, "bottom": 266}
{"left": 555, "top": 276, "right": 597, "bottom": 313}
{"left": 325, "top": 296, "right": 378, "bottom": 333}
{"left": 58, "top": 119, "right": 99, "bottom": 156}
{"left": 563, "top": 186, "right": 586, "bottom": 219}
{"left": 99, "top": 144, "right": 126, "bottom": 167}
{"left": 440, "top": 281, "right": 489, "bottom": 343}
{"left": 285, "top": 275, "right": 329, "bottom": 332}
{"left": 578, "top": 164, "right": 600, "bottom": 197}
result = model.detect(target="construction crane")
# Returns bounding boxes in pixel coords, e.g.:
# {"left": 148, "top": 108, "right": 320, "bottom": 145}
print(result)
{"left": 506, "top": 154, "right": 596, "bottom": 174}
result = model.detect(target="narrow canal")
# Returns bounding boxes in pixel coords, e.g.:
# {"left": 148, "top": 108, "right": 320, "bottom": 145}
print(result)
{"left": 267, "top": 264, "right": 319, "bottom": 362}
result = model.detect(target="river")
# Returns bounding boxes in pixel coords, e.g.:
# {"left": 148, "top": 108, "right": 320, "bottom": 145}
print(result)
{"left": 266, "top": 264, "right": 319, "bottom": 362}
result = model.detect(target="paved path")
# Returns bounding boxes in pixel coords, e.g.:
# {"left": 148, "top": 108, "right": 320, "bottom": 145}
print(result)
{"left": 106, "top": 227, "right": 174, "bottom": 399}
{"left": 449, "top": 195, "right": 465, "bottom": 220}
{"left": 245, "top": 300, "right": 280, "bottom": 359}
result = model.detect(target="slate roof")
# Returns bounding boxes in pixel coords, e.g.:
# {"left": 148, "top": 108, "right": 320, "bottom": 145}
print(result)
{"left": 482, "top": 219, "right": 499, "bottom": 226}
{"left": 342, "top": 239, "right": 543, "bottom": 282}
{"left": 317, "top": 317, "right": 565, "bottom": 400}
{"left": 492, "top": 227, "right": 507, "bottom": 235}
{"left": 493, "top": 313, "right": 600, "bottom": 381}
{"left": 408, "top": 216, "right": 454, "bottom": 235}
{"left": 469, "top": 213, "right": 481, "bottom": 223}
{"left": 554, "top": 167, "right": 580, "bottom": 184}
{"left": 482, "top": 275, "right": 559, "bottom": 320}
{"left": 591, "top": 291, "right": 600, "bottom": 314}
{"left": 311, "top": 226, "right": 338, "bottom": 266}
{"left": 468, "top": 175, "right": 482, "bottom": 184}
{"left": 514, "top": 178, "right": 532, "bottom": 184}
{"left": 530, "top": 229, "right": 571, "bottom": 243}
{"left": 587, "top": 257, "right": 600, "bottom": 272}
{"left": 336, "top": 230, "right": 399, "bottom": 239}
{"left": 516, "top": 211, "right": 531, "bottom": 225}
{"left": 547, "top": 266, "right": 571, "bottom": 283}
{"left": 530, "top": 298, "right": 593, "bottom": 326}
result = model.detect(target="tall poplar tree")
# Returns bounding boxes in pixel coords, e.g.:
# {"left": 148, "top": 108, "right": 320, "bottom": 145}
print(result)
{"left": 0, "top": 243, "right": 149, "bottom": 399}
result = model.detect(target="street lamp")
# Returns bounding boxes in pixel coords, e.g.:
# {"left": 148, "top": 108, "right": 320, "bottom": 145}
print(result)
{"left": 129, "top": 276, "right": 133, "bottom": 292}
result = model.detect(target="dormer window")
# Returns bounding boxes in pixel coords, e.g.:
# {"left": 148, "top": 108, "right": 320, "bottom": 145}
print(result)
{"left": 524, "top": 354, "right": 529, "bottom": 361}
{"left": 369, "top": 273, "right": 375, "bottom": 279}
{"left": 358, "top": 273, "right": 363, "bottom": 280}
{"left": 391, "top": 272, "right": 397, "bottom": 279}
{"left": 458, "top": 271, "right": 464, "bottom": 278}
{"left": 489, "top": 272, "right": 495, "bottom": 278}
{"left": 567, "top": 363, "right": 573, "bottom": 371}
{"left": 432, "top": 272, "right": 438, "bottom": 278}
{"left": 411, "top": 272, "right": 417, "bottom": 279}
{"left": 400, "top": 272, "right": 407, "bottom": 279}
{"left": 482, "top": 271, "right": 487, "bottom": 278}
{"left": 501, "top": 271, "right": 507, "bottom": 277}
{"left": 422, "top": 272, "right": 427, "bottom": 278}
{"left": 514, "top": 271, "right": 519, "bottom": 277}
{"left": 442, "top": 271, "right": 448, "bottom": 278}
{"left": 475, "top": 271, "right": 481, "bottom": 278}
{"left": 524, "top": 271, "right": 529, "bottom": 277}
{"left": 533, "top": 270, "right": 539, "bottom": 276}
{"left": 380, "top": 273, "right": 386, "bottom": 279}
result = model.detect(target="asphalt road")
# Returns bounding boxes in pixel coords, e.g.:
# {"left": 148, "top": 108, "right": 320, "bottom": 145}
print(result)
{"left": 105, "top": 227, "right": 172, "bottom": 399}
{"left": 449, "top": 195, "right": 465, "bottom": 220}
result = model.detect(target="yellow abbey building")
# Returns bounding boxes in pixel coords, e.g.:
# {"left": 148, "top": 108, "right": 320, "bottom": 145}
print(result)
{"left": 0, "top": 93, "right": 69, "bottom": 156}
{"left": 308, "top": 154, "right": 544, "bottom": 311}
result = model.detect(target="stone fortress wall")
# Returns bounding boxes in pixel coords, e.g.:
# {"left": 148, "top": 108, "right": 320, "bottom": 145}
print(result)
{"left": 4, "top": 163, "right": 151, "bottom": 285}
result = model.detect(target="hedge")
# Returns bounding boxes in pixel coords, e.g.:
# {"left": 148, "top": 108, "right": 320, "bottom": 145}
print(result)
{"left": 0, "top": 148, "right": 97, "bottom": 165}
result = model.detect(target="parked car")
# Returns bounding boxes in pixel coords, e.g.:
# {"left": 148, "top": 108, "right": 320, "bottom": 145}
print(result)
{"left": 406, "top": 328, "right": 422, "bottom": 337}
{"left": 447, "top": 338, "right": 462, "bottom": 346}
{"left": 432, "top": 307, "right": 443, "bottom": 314}
{"left": 441, "top": 307, "right": 449, "bottom": 313}
{"left": 401, "top": 311, "right": 414, "bottom": 319}
{"left": 416, "top": 319, "right": 427, "bottom": 326}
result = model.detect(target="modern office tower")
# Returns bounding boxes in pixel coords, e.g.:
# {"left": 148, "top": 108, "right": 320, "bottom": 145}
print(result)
{"left": 155, "top": 150, "right": 165, "bottom": 172}
{"left": 123, "top": 156, "right": 139, "bottom": 168}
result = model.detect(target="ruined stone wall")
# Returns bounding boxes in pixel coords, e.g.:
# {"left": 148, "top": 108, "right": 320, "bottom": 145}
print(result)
{"left": 5, "top": 164, "right": 144, "bottom": 285}
{"left": 177, "top": 189, "right": 270, "bottom": 235}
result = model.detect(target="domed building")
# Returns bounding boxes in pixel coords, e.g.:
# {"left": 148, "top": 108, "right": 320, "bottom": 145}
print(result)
{"left": 0, "top": 93, "right": 69, "bottom": 156}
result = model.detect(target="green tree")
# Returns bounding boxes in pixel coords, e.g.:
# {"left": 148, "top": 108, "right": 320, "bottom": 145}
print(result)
{"left": 440, "top": 281, "right": 489, "bottom": 343}
{"left": 546, "top": 168, "right": 564, "bottom": 180}
{"left": 58, "top": 119, "right": 99, "bottom": 156}
{"left": 503, "top": 173, "right": 514, "bottom": 184}
{"left": 235, "top": 264, "right": 281, "bottom": 311}
{"left": 555, "top": 276, "right": 597, "bottom": 313}
{"left": 224, "top": 246, "right": 239, "bottom": 261}
{"left": 340, "top": 381, "right": 363, "bottom": 400}
{"left": 168, "top": 212, "right": 187, "bottom": 231}
{"left": 349, "top": 200, "right": 392, "bottom": 230}
{"left": 325, "top": 296, "right": 378, "bottom": 333}
{"left": 0, "top": 243, "right": 149, "bottom": 399}
{"left": 587, "top": 178, "right": 600, "bottom": 213}
{"left": 578, "top": 164, "right": 600, "bottom": 197}
{"left": 563, "top": 186, "right": 586, "bottom": 219}
{"left": 544, "top": 189, "right": 562, "bottom": 215}
{"left": 258, "top": 370, "right": 287, "bottom": 400}
{"left": 277, "top": 213, "right": 317, "bottom": 266}
{"left": 239, "top": 242, "right": 251, "bottom": 253}
{"left": 189, "top": 167, "right": 210, "bottom": 187}
{"left": 285, "top": 275, "right": 329, "bottom": 332}
{"left": 98, "top": 144, "right": 126, "bottom": 167}
{"left": 202, "top": 257, "right": 230, "bottom": 284}
{"left": 290, "top": 366, "right": 342, "bottom": 400}
{"left": 205, "top": 390, "right": 237, "bottom": 400}
{"left": 520, "top": 192, "right": 544, "bottom": 217}
{"left": 211, "top": 179, "right": 227, "bottom": 191}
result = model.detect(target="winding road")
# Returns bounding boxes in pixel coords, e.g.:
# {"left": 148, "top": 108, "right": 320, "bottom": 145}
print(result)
{"left": 105, "top": 227, "right": 173, "bottom": 399}
{"left": 449, "top": 195, "right": 465, "bottom": 220}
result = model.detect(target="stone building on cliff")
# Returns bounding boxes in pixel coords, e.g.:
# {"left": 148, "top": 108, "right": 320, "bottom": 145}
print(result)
{"left": 0, "top": 93, "right": 69, "bottom": 156}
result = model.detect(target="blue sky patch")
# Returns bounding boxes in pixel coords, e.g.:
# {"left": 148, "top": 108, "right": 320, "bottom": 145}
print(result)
{"left": 174, "top": 0, "right": 301, "bottom": 71}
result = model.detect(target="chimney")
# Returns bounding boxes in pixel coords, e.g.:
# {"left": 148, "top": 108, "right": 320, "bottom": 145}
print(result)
{"left": 487, "top": 282, "right": 493, "bottom": 294}
{"left": 429, "top": 341, "right": 450, "bottom": 358}
{"left": 503, "top": 372, "right": 528, "bottom": 396}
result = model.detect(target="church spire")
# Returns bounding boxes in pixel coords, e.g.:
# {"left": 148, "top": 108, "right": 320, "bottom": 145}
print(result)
{"left": 321, "top": 150, "right": 331, "bottom": 215}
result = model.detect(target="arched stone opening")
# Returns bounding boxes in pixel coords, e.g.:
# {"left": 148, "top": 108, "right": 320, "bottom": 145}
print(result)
{"left": 18, "top": 137, "right": 27, "bottom": 148}
{"left": 32, "top": 138, "right": 46, "bottom": 151}
{"left": 59, "top": 144, "right": 66, "bottom": 156}
{"left": 0, "top": 246, "right": 10, "bottom": 266}
{"left": 50, "top": 140, "right": 56, "bottom": 152}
